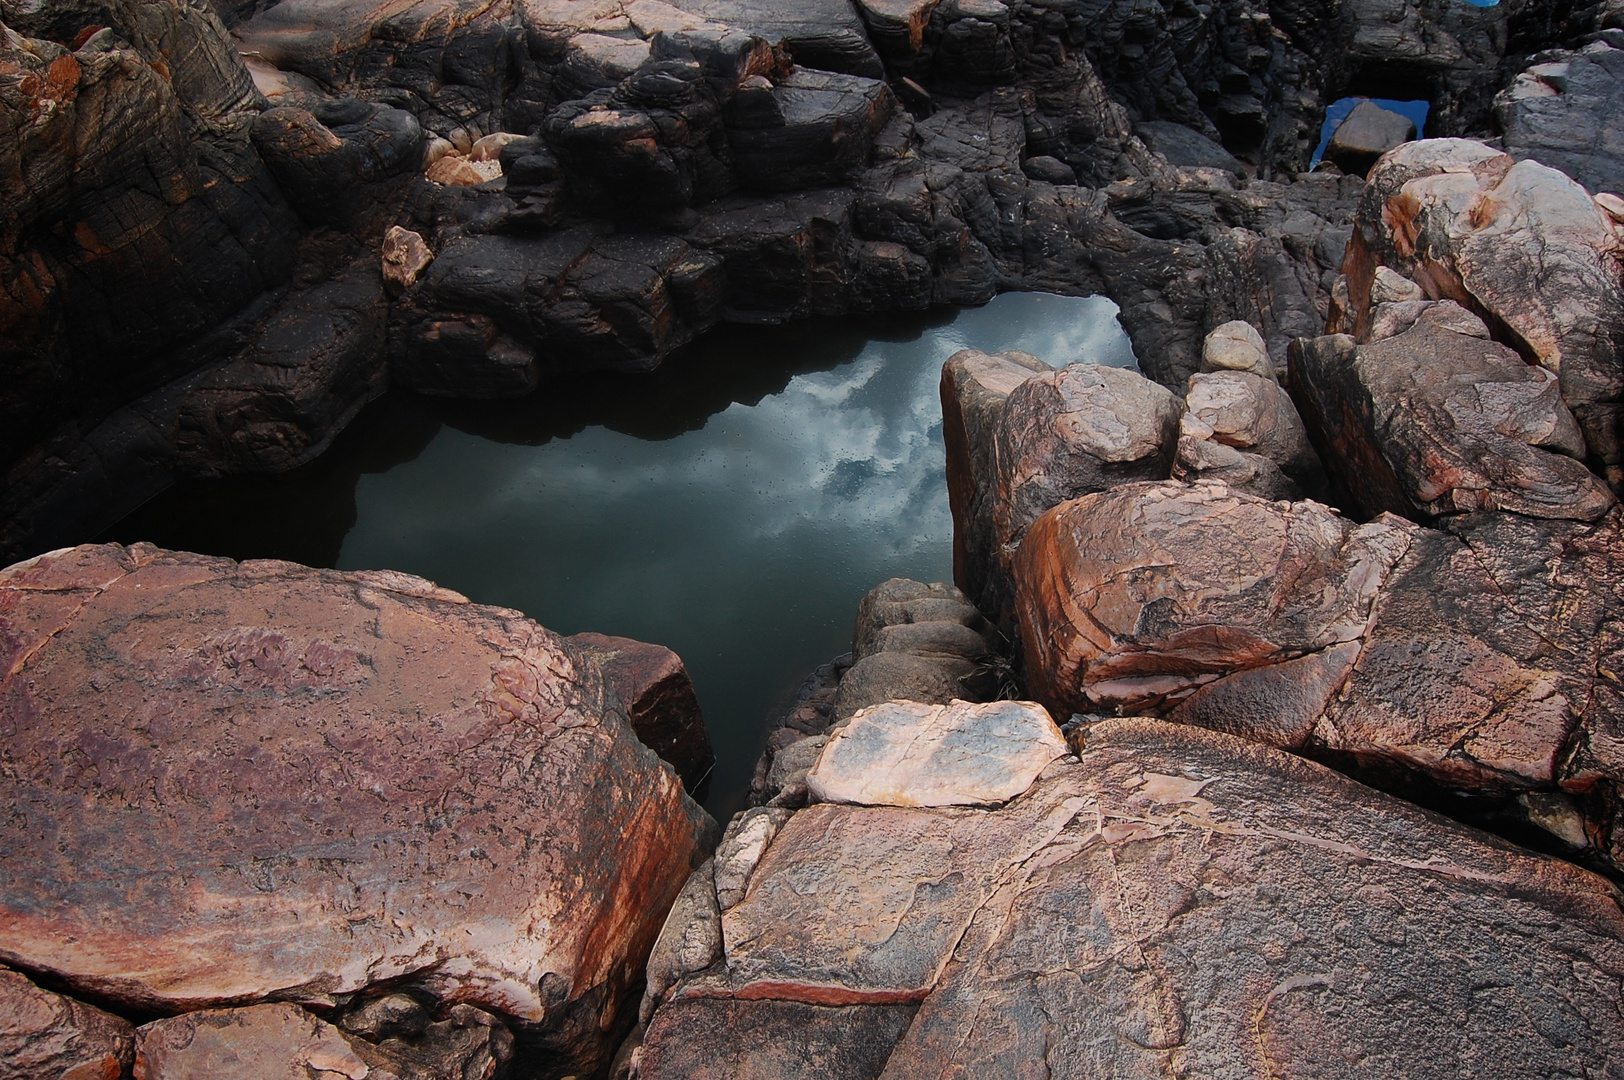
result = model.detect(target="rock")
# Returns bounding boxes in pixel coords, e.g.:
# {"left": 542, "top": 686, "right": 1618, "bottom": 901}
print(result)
{"left": 1020, "top": 155, "right": 1076, "bottom": 185}
{"left": 807, "top": 698, "right": 1068, "bottom": 807}
{"left": 687, "top": 189, "right": 857, "bottom": 319}
{"left": 1183, "top": 370, "right": 1323, "bottom": 486}
{"left": 250, "top": 100, "right": 422, "bottom": 230}
{"left": 567, "top": 632, "right": 716, "bottom": 794}
{"left": 1344, "top": 141, "right": 1624, "bottom": 485}
{"left": 1200, "top": 319, "right": 1275, "bottom": 379}
{"left": 1370, "top": 265, "right": 1424, "bottom": 303}
{"left": 426, "top": 152, "right": 501, "bottom": 186}
{"left": 852, "top": 0, "right": 940, "bottom": 60}
{"left": 0, "top": 543, "right": 713, "bottom": 1076}
{"left": 992, "top": 363, "right": 1180, "bottom": 569}
{"left": 850, "top": 578, "right": 987, "bottom": 659}
{"left": 729, "top": 69, "right": 895, "bottom": 192}
{"left": 940, "top": 349, "right": 1050, "bottom": 619}
{"left": 1289, "top": 314, "right": 1616, "bottom": 522}
{"left": 640, "top": 719, "right": 1624, "bottom": 1078}
{"left": 0, "top": 967, "right": 134, "bottom": 1080}
{"left": 640, "top": 860, "right": 722, "bottom": 1024}
{"left": 1172, "top": 431, "right": 1302, "bottom": 501}
{"left": 712, "top": 806, "right": 794, "bottom": 910}
{"left": 1324, "top": 100, "right": 1418, "bottom": 178}
{"left": 382, "top": 226, "right": 434, "bottom": 298}
{"left": 1498, "top": 43, "right": 1624, "bottom": 201}
{"left": 1135, "top": 120, "right": 1245, "bottom": 175}
{"left": 470, "top": 130, "right": 523, "bottom": 161}
{"left": 171, "top": 253, "right": 390, "bottom": 478}
{"left": 1013, "top": 480, "right": 1411, "bottom": 716}
{"left": 831, "top": 651, "right": 980, "bottom": 722}
{"left": 667, "top": 0, "right": 885, "bottom": 76}
{"left": 136, "top": 1004, "right": 385, "bottom": 1080}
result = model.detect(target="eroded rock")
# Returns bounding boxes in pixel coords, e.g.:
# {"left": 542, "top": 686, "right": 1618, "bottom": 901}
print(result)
{"left": 0, "top": 967, "right": 134, "bottom": 1080}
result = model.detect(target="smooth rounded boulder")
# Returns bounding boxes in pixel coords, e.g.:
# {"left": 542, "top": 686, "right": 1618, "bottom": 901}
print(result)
{"left": 0, "top": 543, "right": 714, "bottom": 1077}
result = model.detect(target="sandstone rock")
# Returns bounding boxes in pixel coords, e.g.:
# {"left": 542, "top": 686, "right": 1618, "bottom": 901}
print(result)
{"left": 1182, "top": 370, "right": 1323, "bottom": 487}
{"left": 940, "top": 349, "right": 1050, "bottom": 619}
{"left": 852, "top": 0, "right": 939, "bottom": 60}
{"left": 1172, "top": 431, "right": 1301, "bottom": 501}
{"left": 1498, "top": 43, "right": 1624, "bottom": 201}
{"left": 1344, "top": 141, "right": 1624, "bottom": 483}
{"left": 0, "top": 967, "right": 134, "bottom": 1080}
{"left": 642, "top": 719, "right": 1624, "bottom": 1078}
{"left": 1289, "top": 314, "right": 1616, "bottom": 522}
{"left": 1013, "top": 480, "right": 1410, "bottom": 716}
{"left": 567, "top": 631, "right": 715, "bottom": 794}
{"left": 1324, "top": 100, "right": 1417, "bottom": 178}
{"left": 469, "top": 130, "right": 523, "bottom": 161}
{"left": 850, "top": 577, "right": 987, "bottom": 660}
{"left": 426, "top": 152, "right": 501, "bottom": 187}
{"left": 137, "top": 1004, "right": 383, "bottom": 1080}
{"left": 831, "top": 651, "right": 980, "bottom": 722}
{"left": 382, "top": 226, "right": 434, "bottom": 298}
{"left": 992, "top": 363, "right": 1180, "bottom": 567}
{"left": 807, "top": 699, "right": 1068, "bottom": 807}
{"left": 1200, "top": 319, "right": 1274, "bottom": 379}
{"left": 0, "top": 544, "right": 713, "bottom": 1076}
{"left": 1370, "top": 265, "right": 1424, "bottom": 304}
{"left": 712, "top": 807, "right": 794, "bottom": 910}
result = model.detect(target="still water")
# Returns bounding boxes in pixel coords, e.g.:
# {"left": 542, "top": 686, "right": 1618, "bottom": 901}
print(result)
{"left": 108, "top": 292, "right": 1136, "bottom": 817}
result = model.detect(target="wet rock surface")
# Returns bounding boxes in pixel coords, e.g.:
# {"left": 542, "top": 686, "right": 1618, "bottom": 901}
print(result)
{"left": 0, "top": 543, "right": 713, "bottom": 1076}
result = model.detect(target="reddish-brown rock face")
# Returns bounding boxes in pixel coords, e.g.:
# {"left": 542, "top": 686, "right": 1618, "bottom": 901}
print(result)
{"left": 566, "top": 631, "right": 715, "bottom": 794}
{"left": 0, "top": 544, "right": 713, "bottom": 1076}
{"left": 640, "top": 719, "right": 1624, "bottom": 1078}
{"left": 0, "top": 966, "right": 134, "bottom": 1080}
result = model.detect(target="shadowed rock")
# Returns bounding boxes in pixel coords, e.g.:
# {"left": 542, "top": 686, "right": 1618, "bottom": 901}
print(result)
{"left": 1324, "top": 100, "right": 1417, "bottom": 178}
{"left": 1498, "top": 42, "right": 1624, "bottom": 200}
{"left": 0, "top": 967, "right": 134, "bottom": 1080}
{"left": 834, "top": 579, "right": 994, "bottom": 722}
{"left": 0, "top": 543, "right": 713, "bottom": 1076}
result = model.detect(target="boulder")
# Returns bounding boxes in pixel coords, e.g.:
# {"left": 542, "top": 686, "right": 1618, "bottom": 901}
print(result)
{"left": 250, "top": 100, "right": 422, "bottom": 230}
{"left": 0, "top": 543, "right": 714, "bottom": 1076}
{"left": 728, "top": 69, "right": 895, "bottom": 191}
{"left": 1498, "top": 43, "right": 1624, "bottom": 201}
{"left": 1135, "top": 120, "right": 1245, "bottom": 175}
{"left": 640, "top": 719, "right": 1624, "bottom": 1078}
{"left": 0, "top": 967, "right": 134, "bottom": 1080}
{"left": 1289, "top": 313, "right": 1616, "bottom": 522}
{"left": 1343, "top": 141, "right": 1624, "bottom": 485}
{"left": 939, "top": 348, "right": 1050, "bottom": 619}
{"left": 1013, "top": 480, "right": 1411, "bottom": 717}
{"left": 667, "top": 0, "right": 886, "bottom": 76}
{"left": 1323, "top": 100, "right": 1417, "bottom": 178}
{"left": 381, "top": 226, "right": 434, "bottom": 298}
{"left": 567, "top": 631, "right": 716, "bottom": 794}
{"left": 992, "top": 362, "right": 1180, "bottom": 568}
{"left": 1200, "top": 320, "right": 1275, "bottom": 379}
{"left": 807, "top": 698, "right": 1067, "bottom": 807}
{"left": 1182, "top": 370, "right": 1323, "bottom": 487}
{"left": 831, "top": 578, "right": 996, "bottom": 723}
{"left": 852, "top": 0, "right": 940, "bottom": 60}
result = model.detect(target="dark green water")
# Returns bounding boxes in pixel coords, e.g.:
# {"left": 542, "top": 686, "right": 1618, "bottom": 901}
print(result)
{"left": 107, "top": 292, "right": 1134, "bottom": 817}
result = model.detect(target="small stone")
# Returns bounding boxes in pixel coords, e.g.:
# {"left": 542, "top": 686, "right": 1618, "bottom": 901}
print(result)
{"left": 380, "top": 225, "right": 432, "bottom": 298}
{"left": 1369, "top": 265, "right": 1424, "bottom": 304}
{"left": 808, "top": 698, "right": 1068, "bottom": 807}
{"left": 422, "top": 136, "right": 455, "bottom": 170}
{"left": 426, "top": 152, "right": 501, "bottom": 186}
{"left": 1200, "top": 320, "right": 1274, "bottom": 379}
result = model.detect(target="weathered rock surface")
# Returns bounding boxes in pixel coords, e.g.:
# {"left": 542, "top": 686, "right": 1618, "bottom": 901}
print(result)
{"left": 0, "top": 543, "right": 713, "bottom": 1075}
{"left": 1200, "top": 319, "right": 1275, "bottom": 379}
{"left": 567, "top": 630, "right": 716, "bottom": 793}
{"left": 1342, "top": 140, "right": 1624, "bottom": 484}
{"left": 992, "top": 362, "right": 1179, "bottom": 568}
{"left": 1181, "top": 369, "right": 1323, "bottom": 492}
{"left": 1499, "top": 42, "right": 1624, "bottom": 200}
{"left": 641, "top": 718, "right": 1624, "bottom": 1078}
{"left": 1291, "top": 312, "right": 1616, "bottom": 522}
{"left": 1323, "top": 100, "right": 1417, "bottom": 178}
{"left": 807, "top": 698, "right": 1066, "bottom": 806}
{"left": 1013, "top": 480, "right": 1408, "bottom": 717}
{"left": 940, "top": 348, "right": 1049, "bottom": 619}
{"left": 833, "top": 578, "right": 995, "bottom": 724}
{"left": 0, "top": 966, "right": 134, "bottom": 1080}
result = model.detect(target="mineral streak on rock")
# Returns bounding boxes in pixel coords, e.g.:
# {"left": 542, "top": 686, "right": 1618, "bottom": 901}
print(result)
{"left": 0, "top": 543, "right": 714, "bottom": 1075}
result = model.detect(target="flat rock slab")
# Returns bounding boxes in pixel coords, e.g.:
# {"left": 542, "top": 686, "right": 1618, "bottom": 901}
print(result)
{"left": 642, "top": 719, "right": 1624, "bottom": 1078}
{"left": 0, "top": 544, "right": 712, "bottom": 1070}
{"left": 0, "top": 967, "right": 134, "bottom": 1080}
{"left": 808, "top": 699, "right": 1067, "bottom": 807}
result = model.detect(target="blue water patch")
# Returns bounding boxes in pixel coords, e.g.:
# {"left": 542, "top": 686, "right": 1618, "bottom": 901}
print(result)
{"left": 1311, "top": 97, "right": 1430, "bottom": 170}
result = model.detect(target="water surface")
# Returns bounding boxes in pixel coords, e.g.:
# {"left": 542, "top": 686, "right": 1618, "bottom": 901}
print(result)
{"left": 109, "top": 292, "right": 1135, "bottom": 816}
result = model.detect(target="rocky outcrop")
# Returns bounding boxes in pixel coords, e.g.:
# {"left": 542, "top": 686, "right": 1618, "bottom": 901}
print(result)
{"left": 834, "top": 577, "right": 995, "bottom": 722}
{"left": 1498, "top": 41, "right": 1624, "bottom": 199}
{"left": 0, "top": 543, "right": 714, "bottom": 1077}
{"left": 1338, "top": 140, "right": 1624, "bottom": 487}
{"left": 639, "top": 716, "right": 1624, "bottom": 1077}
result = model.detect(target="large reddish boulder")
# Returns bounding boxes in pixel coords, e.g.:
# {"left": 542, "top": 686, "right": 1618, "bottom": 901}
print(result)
{"left": 0, "top": 966, "right": 134, "bottom": 1080}
{"left": 1341, "top": 140, "right": 1624, "bottom": 485}
{"left": 566, "top": 631, "right": 715, "bottom": 794}
{"left": 0, "top": 544, "right": 714, "bottom": 1077}
{"left": 639, "top": 718, "right": 1624, "bottom": 1078}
